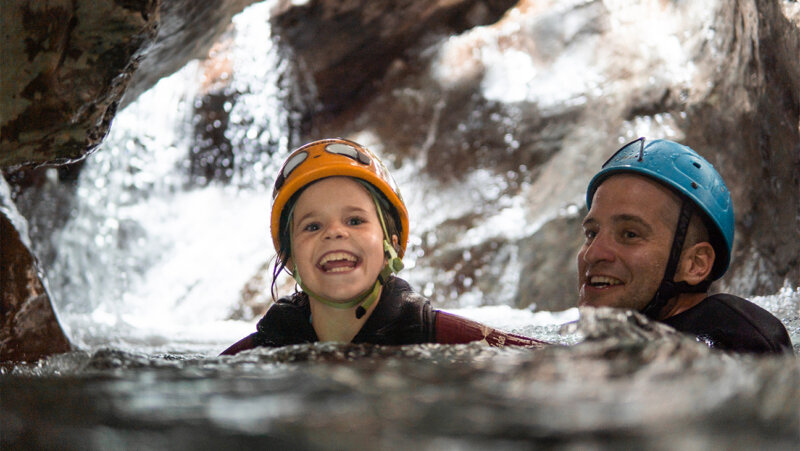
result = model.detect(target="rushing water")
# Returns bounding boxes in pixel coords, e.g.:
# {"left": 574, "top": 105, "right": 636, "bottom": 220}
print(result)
{"left": 3, "top": 307, "right": 799, "bottom": 450}
{"left": 3, "top": 2, "right": 800, "bottom": 449}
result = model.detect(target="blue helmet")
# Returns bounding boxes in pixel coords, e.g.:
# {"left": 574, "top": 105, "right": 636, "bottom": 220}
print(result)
{"left": 586, "top": 138, "right": 735, "bottom": 280}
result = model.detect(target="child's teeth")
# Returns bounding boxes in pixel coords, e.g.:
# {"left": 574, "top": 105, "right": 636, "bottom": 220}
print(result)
{"left": 327, "top": 266, "right": 350, "bottom": 273}
{"left": 320, "top": 252, "right": 356, "bottom": 265}
{"left": 319, "top": 252, "right": 358, "bottom": 271}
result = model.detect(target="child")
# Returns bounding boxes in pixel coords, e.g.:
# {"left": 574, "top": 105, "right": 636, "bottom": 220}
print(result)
{"left": 222, "top": 138, "right": 545, "bottom": 354}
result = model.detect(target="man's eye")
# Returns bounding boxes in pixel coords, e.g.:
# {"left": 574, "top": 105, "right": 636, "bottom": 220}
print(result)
{"left": 583, "top": 229, "right": 596, "bottom": 239}
{"left": 623, "top": 230, "right": 638, "bottom": 239}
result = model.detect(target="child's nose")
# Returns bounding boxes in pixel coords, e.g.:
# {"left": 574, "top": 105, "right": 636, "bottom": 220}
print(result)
{"left": 324, "top": 221, "right": 348, "bottom": 239}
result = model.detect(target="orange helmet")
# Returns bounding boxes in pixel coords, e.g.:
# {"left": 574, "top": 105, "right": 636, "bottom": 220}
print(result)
{"left": 271, "top": 138, "right": 409, "bottom": 258}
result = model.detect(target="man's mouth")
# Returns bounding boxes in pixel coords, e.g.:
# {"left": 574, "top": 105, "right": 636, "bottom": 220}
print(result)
{"left": 317, "top": 252, "right": 360, "bottom": 273}
{"left": 588, "top": 275, "right": 623, "bottom": 288}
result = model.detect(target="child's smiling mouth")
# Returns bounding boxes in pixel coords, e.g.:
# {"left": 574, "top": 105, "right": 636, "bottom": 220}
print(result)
{"left": 317, "top": 252, "right": 360, "bottom": 273}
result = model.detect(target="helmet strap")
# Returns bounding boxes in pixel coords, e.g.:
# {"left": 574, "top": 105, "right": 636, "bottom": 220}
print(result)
{"left": 286, "top": 186, "right": 404, "bottom": 319}
{"left": 294, "top": 264, "right": 383, "bottom": 318}
{"left": 642, "top": 198, "right": 710, "bottom": 320}
{"left": 373, "top": 191, "right": 405, "bottom": 275}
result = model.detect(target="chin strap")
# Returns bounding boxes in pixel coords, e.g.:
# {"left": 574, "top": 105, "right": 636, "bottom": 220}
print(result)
{"left": 641, "top": 198, "right": 710, "bottom": 320}
{"left": 289, "top": 189, "right": 404, "bottom": 319}
{"left": 294, "top": 267, "right": 383, "bottom": 318}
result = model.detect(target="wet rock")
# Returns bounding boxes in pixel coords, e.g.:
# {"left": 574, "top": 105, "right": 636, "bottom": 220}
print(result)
{"left": 294, "top": 0, "right": 800, "bottom": 305}
{"left": 0, "top": 177, "right": 71, "bottom": 363}
{"left": 516, "top": 206, "right": 586, "bottom": 311}
{"left": 270, "top": 0, "right": 518, "bottom": 113}
{"left": 0, "top": 0, "right": 259, "bottom": 170}
{"left": 566, "top": 307, "right": 688, "bottom": 344}
{"left": 681, "top": 0, "right": 800, "bottom": 295}
{"left": 6, "top": 312, "right": 798, "bottom": 449}
{"left": 121, "top": 0, "right": 259, "bottom": 109}
{"left": 2, "top": 163, "right": 84, "bottom": 271}
{"left": 297, "top": 0, "right": 622, "bottom": 311}
{"left": 0, "top": 0, "right": 159, "bottom": 169}
{"left": 228, "top": 261, "right": 273, "bottom": 321}
{"left": 785, "top": 1, "right": 800, "bottom": 26}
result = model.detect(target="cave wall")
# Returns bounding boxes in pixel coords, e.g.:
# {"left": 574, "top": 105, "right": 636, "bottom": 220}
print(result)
{"left": 1, "top": 177, "right": 71, "bottom": 363}
{"left": 0, "top": 0, "right": 259, "bottom": 170}
{"left": 681, "top": 0, "right": 800, "bottom": 295}
{"left": 270, "top": 0, "right": 518, "bottom": 113}
{"left": 285, "top": 0, "right": 800, "bottom": 307}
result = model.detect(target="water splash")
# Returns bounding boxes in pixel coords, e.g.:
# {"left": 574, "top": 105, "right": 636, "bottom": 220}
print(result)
{"left": 46, "top": 3, "right": 290, "bottom": 352}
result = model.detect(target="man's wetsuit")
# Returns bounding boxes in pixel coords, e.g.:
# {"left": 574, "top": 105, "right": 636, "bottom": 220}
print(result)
{"left": 220, "top": 276, "right": 545, "bottom": 355}
{"left": 662, "top": 294, "right": 793, "bottom": 354}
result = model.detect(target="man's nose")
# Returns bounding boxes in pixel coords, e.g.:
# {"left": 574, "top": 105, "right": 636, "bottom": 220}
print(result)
{"left": 582, "top": 233, "right": 615, "bottom": 264}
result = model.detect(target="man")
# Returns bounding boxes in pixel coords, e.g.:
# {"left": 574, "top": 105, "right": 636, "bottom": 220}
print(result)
{"left": 577, "top": 137, "right": 792, "bottom": 354}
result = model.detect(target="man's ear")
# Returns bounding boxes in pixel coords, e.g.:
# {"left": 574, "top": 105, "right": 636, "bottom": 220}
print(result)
{"left": 676, "top": 242, "right": 715, "bottom": 285}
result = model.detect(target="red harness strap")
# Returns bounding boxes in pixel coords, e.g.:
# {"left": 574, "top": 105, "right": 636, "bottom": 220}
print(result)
{"left": 434, "top": 311, "right": 547, "bottom": 347}
{"left": 221, "top": 311, "right": 548, "bottom": 355}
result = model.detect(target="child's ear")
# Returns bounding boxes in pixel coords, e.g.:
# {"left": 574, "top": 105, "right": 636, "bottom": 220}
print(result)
{"left": 384, "top": 235, "right": 401, "bottom": 261}
{"left": 676, "top": 242, "right": 715, "bottom": 285}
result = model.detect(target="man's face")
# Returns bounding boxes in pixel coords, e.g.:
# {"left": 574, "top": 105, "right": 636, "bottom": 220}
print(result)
{"left": 577, "top": 174, "right": 680, "bottom": 310}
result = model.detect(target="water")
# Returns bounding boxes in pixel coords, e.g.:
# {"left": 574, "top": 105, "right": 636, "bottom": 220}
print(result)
{"left": 43, "top": 3, "right": 290, "bottom": 352}
{"left": 3, "top": 2, "right": 800, "bottom": 449}
{"left": 3, "top": 308, "right": 798, "bottom": 450}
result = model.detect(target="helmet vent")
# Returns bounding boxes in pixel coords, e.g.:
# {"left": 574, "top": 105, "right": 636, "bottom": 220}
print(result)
{"left": 693, "top": 162, "right": 701, "bottom": 168}
{"left": 691, "top": 182, "right": 699, "bottom": 189}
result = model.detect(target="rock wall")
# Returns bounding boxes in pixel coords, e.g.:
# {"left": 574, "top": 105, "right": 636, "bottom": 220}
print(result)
{"left": 1, "top": 177, "right": 71, "bottom": 363}
{"left": 0, "top": 0, "right": 158, "bottom": 169}
{"left": 683, "top": 0, "right": 800, "bottom": 296}
{"left": 289, "top": 0, "right": 800, "bottom": 308}
{"left": 270, "top": 0, "right": 518, "bottom": 113}
{"left": 0, "top": 0, "right": 259, "bottom": 170}
{"left": 0, "top": 0, "right": 260, "bottom": 361}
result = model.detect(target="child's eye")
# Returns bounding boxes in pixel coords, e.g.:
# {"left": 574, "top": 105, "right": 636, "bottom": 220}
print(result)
{"left": 347, "top": 217, "right": 366, "bottom": 226}
{"left": 303, "top": 222, "right": 320, "bottom": 232}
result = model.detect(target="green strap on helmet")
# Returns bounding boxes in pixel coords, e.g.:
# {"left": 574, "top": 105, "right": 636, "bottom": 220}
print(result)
{"left": 287, "top": 187, "right": 403, "bottom": 319}
{"left": 374, "top": 192, "right": 405, "bottom": 276}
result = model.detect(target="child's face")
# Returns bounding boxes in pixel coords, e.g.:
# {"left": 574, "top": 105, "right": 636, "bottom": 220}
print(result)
{"left": 290, "top": 177, "right": 386, "bottom": 303}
